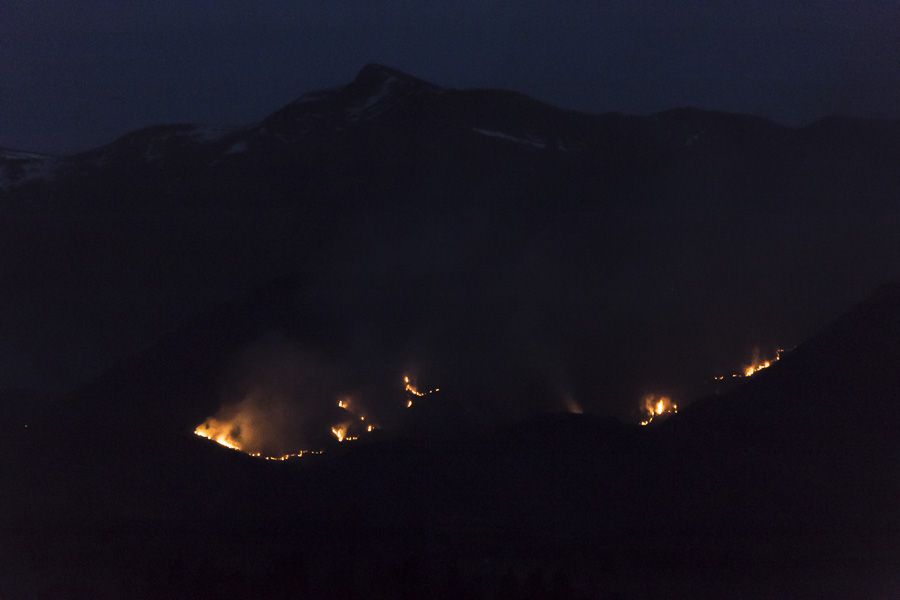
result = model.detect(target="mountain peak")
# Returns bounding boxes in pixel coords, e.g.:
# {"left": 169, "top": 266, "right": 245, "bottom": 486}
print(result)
{"left": 268, "top": 63, "right": 439, "bottom": 128}
{"left": 352, "top": 64, "right": 435, "bottom": 89}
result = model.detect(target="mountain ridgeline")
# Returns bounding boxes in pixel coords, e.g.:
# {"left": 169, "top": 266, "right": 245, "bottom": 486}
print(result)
{"left": 1, "top": 64, "right": 900, "bottom": 418}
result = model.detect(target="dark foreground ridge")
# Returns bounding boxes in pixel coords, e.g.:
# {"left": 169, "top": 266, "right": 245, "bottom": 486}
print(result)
{"left": 2, "top": 280, "right": 900, "bottom": 597}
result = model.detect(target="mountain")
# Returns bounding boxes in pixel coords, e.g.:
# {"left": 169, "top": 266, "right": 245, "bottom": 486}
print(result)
{"left": 2, "top": 64, "right": 900, "bottom": 417}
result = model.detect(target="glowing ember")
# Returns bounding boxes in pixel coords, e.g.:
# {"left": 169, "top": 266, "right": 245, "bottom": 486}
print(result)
{"left": 337, "top": 399, "right": 348, "bottom": 409}
{"left": 250, "top": 450, "right": 324, "bottom": 461}
{"left": 639, "top": 394, "right": 677, "bottom": 426}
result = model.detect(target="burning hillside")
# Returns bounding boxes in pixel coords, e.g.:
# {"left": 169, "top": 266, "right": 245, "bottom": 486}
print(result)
{"left": 193, "top": 413, "right": 324, "bottom": 461}
{"left": 714, "top": 348, "right": 785, "bottom": 381}
{"left": 639, "top": 394, "right": 677, "bottom": 426}
{"left": 193, "top": 373, "right": 437, "bottom": 459}
{"left": 403, "top": 374, "right": 439, "bottom": 408}
{"left": 332, "top": 396, "right": 379, "bottom": 442}
{"left": 193, "top": 396, "right": 374, "bottom": 459}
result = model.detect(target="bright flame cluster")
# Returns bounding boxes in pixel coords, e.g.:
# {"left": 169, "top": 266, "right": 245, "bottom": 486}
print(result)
{"left": 193, "top": 418, "right": 243, "bottom": 451}
{"left": 639, "top": 394, "right": 677, "bottom": 427}
{"left": 330, "top": 424, "right": 348, "bottom": 442}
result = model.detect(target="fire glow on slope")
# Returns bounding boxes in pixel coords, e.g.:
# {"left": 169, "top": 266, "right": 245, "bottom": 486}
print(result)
{"left": 333, "top": 397, "right": 372, "bottom": 442}
{"left": 194, "top": 417, "right": 243, "bottom": 450}
{"left": 193, "top": 419, "right": 323, "bottom": 461}
{"left": 194, "top": 375, "right": 432, "bottom": 460}
{"left": 403, "top": 374, "right": 439, "bottom": 408}
{"left": 194, "top": 400, "right": 377, "bottom": 457}
{"left": 639, "top": 394, "right": 677, "bottom": 427}
{"left": 713, "top": 348, "right": 784, "bottom": 381}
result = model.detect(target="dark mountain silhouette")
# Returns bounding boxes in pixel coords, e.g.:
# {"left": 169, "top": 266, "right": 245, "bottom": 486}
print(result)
{"left": 3, "top": 64, "right": 900, "bottom": 596}
{"left": 3, "top": 277, "right": 900, "bottom": 596}
{"left": 1, "top": 64, "right": 899, "bottom": 418}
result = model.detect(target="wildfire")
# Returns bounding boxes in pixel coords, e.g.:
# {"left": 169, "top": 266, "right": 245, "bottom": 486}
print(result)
{"left": 194, "top": 417, "right": 244, "bottom": 451}
{"left": 330, "top": 395, "right": 379, "bottom": 442}
{"left": 193, "top": 422, "right": 322, "bottom": 461}
{"left": 403, "top": 374, "right": 439, "bottom": 407}
{"left": 742, "top": 348, "right": 783, "bottom": 377}
{"left": 639, "top": 394, "right": 677, "bottom": 426}
{"left": 715, "top": 348, "right": 784, "bottom": 381}
{"left": 331, "top": 424, "right": 348, "bottom": 442}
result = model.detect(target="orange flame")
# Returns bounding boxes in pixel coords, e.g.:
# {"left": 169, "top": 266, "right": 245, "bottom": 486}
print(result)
{"left": 639, "top": 394, "right": 677, "bottom": 426}
{"left": 331, "top": 395, "right": 379, "bottom": 440}
{"left": 194, "top": 419, "right": 321, "bottom": 461}
{"left": 194, "top": 418, "right": 244, "bottom": 451}
{"left": 403, "top": 374, "right": 439, "bottom": 406}
{"left": 715, "top": 348, "right": 784, "bottom": 381}
{"left": 742, "top": 348, "right": 783, "bottom": 377}
{"left": 331, "top": 424, "right": 348, "bottom": 442}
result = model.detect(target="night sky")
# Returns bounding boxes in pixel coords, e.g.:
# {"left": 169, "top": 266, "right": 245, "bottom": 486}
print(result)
{"left": 3, "top": 1, "right": 899, "bottom": 154}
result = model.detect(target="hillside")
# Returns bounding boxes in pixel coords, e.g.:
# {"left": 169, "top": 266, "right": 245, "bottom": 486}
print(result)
{"left": 3, "top": 280, "right": 900, "bottom": 597}
{"left": 1, "top": 65, "right": 899, "bottom": 417}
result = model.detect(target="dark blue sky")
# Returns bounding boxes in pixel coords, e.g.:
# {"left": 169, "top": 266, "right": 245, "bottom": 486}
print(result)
{"left": 3, "top": 1, "right": 898, "bottom": 154}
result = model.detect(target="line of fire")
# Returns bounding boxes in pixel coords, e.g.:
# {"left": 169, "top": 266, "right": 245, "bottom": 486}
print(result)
{"left": 639, "top": 348, "right": 785, "bottom": 426}
{"left": 713, "top": 348, "right": 784, "bottom": 381}
{"left": 194, "top": 348, "right": 785, "bottom": 456}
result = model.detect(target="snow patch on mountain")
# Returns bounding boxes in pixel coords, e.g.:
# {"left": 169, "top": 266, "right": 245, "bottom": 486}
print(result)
{"left": 0, "top": 149, "right": 52, "bottom": 161}
{"left": 471, "top": 128, "right": 547, "bottom": 149}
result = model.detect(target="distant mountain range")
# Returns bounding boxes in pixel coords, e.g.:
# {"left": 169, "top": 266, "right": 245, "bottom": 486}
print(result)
{"left": 1, "top": 63, "right": 899, "bottom": 421}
